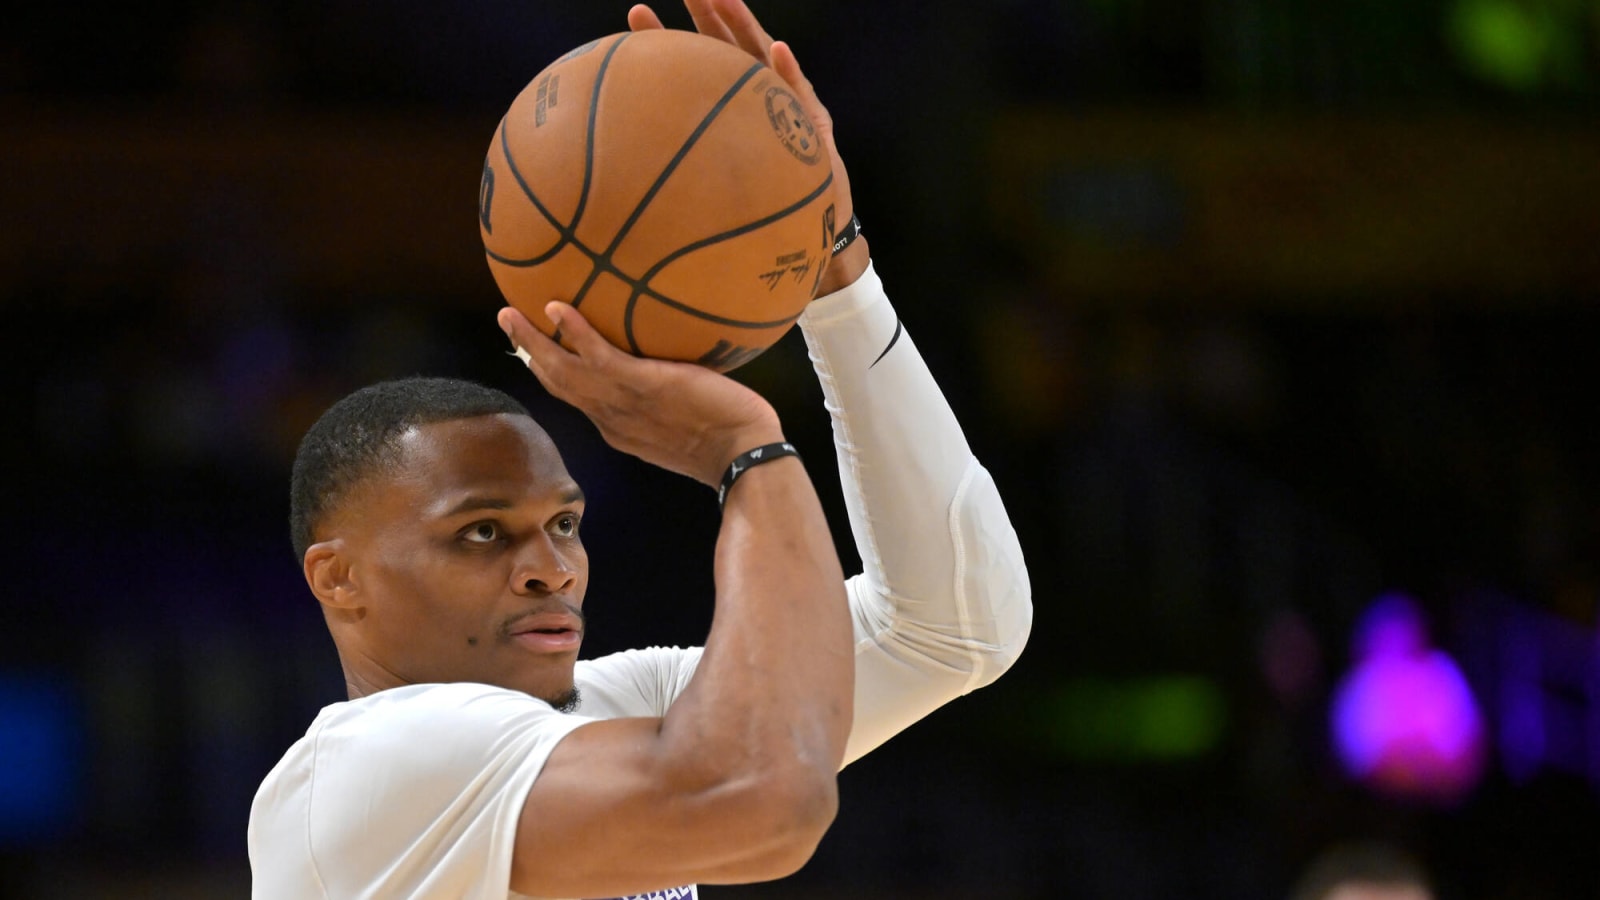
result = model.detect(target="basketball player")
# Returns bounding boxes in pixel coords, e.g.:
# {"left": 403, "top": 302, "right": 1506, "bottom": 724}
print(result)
{"left": 1287, "top": 842, "right": 1435, "bottom": 900}
{"left": 248, "top": 1, "right": 1032, "bottom": 898}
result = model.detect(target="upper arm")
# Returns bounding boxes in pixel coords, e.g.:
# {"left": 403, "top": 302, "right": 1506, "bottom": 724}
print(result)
{"left": 511, "top": 717, "right": 835, "bottom": 898}
{"left": 840, "top": 462, "right": 1034, "bottom": 767}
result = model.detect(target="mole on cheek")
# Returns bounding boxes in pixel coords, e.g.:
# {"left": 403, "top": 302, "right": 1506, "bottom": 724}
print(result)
{"left": 466, "top": 636, "right": 479, "bottom": 646}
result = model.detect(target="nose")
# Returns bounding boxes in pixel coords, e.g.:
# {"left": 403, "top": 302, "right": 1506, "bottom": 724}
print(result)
{"left": 510, "top": 534, "right": 577, "bottom": 596}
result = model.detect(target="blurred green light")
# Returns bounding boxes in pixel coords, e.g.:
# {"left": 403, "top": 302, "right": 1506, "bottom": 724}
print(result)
{"left": 1448, "top": 0, "right": 1556, "bottom": 91}
{"left": 1043, "top": 676, "right": 1226, "bottom": 762}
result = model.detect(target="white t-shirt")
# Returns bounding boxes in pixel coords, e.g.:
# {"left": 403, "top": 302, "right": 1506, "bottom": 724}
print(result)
{"left": 249, "top": 652, "right": 701, "bottom": 900}
{"left": 250, "top": 263, "right": 1033, "bottom": 899}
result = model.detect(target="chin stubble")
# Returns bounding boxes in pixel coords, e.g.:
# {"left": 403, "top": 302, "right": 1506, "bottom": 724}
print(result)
{"left": 548, "top": 685, "right": 581, "bottom": 714}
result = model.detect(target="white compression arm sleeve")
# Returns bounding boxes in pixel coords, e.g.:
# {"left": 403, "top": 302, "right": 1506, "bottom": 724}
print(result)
{"left": 798, "top": 262, "right": 1033, "bottom": 767}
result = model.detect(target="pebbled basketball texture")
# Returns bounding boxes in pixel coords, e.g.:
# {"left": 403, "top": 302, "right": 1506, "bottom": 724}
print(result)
{"left": 479, "top": 29, "right": 838, "bottom": 373}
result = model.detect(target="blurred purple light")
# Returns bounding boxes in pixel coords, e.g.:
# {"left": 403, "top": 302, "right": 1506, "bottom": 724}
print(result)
{"left": 1331, "top": 593, "right": 1487, "bottom": 803}
{"left": 1498, "top": 623, "right": 1546, "bottom": 783}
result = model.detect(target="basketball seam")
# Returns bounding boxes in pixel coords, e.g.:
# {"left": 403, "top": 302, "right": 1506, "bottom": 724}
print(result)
{"left": 488, "top": 41, "right": 827, "bottom": 360}
{"left": 621, "top": 170, "right": 835, "bottom": 352}
{"left": 599, "top": 61, "right": 764, "bottom": 351}
{"left": 491, "top": 33, "right": 629, "bottom": 267}
{"left": 601, "top": 61, "right": 766, "bottom": 261}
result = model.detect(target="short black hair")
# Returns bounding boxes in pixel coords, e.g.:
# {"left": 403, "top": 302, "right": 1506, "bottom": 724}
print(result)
{"left": 1288, "top": 841, "right": 1433, "bottom": 900}
{"left": 289, "top": 376, "right": 531, "bottom": 562}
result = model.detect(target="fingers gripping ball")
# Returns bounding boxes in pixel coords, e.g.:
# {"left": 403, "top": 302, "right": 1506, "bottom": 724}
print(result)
{"left": 480, "top": 30, "right": 838, "bottom": 373}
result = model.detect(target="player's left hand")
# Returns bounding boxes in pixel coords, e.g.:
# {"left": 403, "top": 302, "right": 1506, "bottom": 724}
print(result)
{"left": 627, "top": 0, "right": 867, "bottom": 295}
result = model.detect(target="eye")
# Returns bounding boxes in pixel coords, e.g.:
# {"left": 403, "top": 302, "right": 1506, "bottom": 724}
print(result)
{"left": 462, "top": 521, "right": 501, "bottom": 544}
{"left": 552, "top": 513, "right": 581, "bottom": 537}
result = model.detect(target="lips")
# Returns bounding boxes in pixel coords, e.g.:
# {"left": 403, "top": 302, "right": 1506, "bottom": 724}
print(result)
{"left": 511, "top": 629, "right": 581, "bottom": 654}
{"left": 506, "top": 610, "right": 583, "bottom": 655}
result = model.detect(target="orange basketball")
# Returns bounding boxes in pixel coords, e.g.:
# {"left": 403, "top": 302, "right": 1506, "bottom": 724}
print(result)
{"left": 479, "top": 29, "right": 838, "bottom": 373}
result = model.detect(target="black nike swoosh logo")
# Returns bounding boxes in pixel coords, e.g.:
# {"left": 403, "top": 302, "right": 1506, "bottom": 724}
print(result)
{"left": 869, "top": 319, "right": 902, "bottom": 369}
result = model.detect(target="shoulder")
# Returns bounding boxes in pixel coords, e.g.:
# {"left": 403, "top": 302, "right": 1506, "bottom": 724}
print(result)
{"left": 575, "top": 646, "right": 704, "bottom": 718}
{"left": 253, "top": 683, "right": 589, "bottom": 817}
{"left": 314, "top": 683, "right": 586, "bottom": 767}
{"left": 331, "top": 681, "right": 555, "bottom": 727}
{"left": 251, "top": 683, "right": 595, "bottom": 897}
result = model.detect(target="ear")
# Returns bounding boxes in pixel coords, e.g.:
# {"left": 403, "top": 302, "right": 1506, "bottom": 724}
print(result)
{"left": 303, "top": 539, "right": 361, "bottom": 613}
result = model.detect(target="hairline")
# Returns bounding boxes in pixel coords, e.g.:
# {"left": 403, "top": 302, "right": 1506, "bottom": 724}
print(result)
{"left": 289, "top": 377, "right": 538, "bottom": 563}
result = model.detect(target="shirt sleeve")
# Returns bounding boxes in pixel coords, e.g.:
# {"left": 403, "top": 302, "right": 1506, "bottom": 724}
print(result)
{"left": 797, "top": 262, "right": 1034, "bottom": 766}
{"left": 301, "top": 684, "right": 593, "bottom": 900}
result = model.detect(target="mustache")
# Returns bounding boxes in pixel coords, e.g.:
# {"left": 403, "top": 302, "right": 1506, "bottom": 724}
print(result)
{"left": 498, "top": 601, "right": 587, "bottom": 639}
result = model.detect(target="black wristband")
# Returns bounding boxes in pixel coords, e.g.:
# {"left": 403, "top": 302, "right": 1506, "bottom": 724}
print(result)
{"left": 717, "top": 442, "right": 800, "bottom": 508}
{"left": 831, "top": 213, "right": 862, "bottom": 256}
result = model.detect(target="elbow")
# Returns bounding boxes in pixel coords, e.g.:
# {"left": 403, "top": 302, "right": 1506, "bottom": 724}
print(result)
{"left": 756, "top": 765, "right": 840, "bottom": 874}
{"left": 722, "top": 765, "right": 839, "bottom": 880}
{"left": 989, "top": 603, "right": 1032, "bottom": 683}
{"left": 996, "top": 572, "right": 1034, "bottom": 672}
{"left": 965, "top": 617, "right": 1031, "bottom": 691}
{"left": 961, "top": 568, "right": 1033, "bottom": 691}
{"left": 948, "top": 460, "right": 1033, "bottom": 690}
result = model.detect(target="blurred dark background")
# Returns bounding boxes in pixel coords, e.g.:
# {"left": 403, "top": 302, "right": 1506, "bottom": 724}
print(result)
{"left": 3, "top": 1, "right": 1599, "bottom": 897}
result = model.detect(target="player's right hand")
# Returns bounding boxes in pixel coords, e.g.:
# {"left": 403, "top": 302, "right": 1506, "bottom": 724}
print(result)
{"left": 499, "top": 303, "right": 785, "bottom": 488}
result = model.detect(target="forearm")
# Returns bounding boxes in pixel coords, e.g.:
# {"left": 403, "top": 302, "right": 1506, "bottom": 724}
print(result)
{"left": 801, "top": 262, "right": 978, "bottom": 596}
{"left": 799, "top": 263, "right": 1033, "bottom": 762}
{"left": 661, "top": 457, "right": 853, "bottom": 785}
{"left": 511, "top": 460, "right": 854, "bottom": 896}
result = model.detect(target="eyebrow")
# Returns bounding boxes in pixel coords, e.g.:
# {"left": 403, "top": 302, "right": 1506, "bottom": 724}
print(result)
{"left": 438, "top": 486, "right": 585, "bottom": 519}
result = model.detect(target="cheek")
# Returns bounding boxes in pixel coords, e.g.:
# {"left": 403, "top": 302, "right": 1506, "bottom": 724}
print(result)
{"left": 368, "top": 547, "right": 490, "bottom": 633}
{"left": 366, "top": 556, "right": 507, "bottom": 676}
